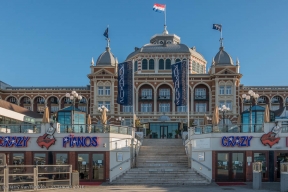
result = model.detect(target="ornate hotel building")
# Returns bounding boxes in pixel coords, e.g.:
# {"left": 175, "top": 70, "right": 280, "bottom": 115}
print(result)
{"left": 1, "top": 28, "right": 288, "bottom": 129}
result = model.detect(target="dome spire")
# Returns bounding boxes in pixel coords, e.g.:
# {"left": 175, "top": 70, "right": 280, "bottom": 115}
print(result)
{"left": 163, "top": 24, "right": 168, "bottom": 35}
{"left": 91, "top": 57, "right": 94, "bottom": 66}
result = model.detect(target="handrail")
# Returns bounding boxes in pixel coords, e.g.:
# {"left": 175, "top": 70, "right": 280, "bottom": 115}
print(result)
{"left": 191, "top": 158, "right": 211, "bottom": 171}
{"left": 110, "top": 158, "right": 131, "bottom": 171}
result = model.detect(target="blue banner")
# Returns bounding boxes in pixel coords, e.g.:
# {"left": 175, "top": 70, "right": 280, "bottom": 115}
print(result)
{"left": 117, "top": 61, "right": 133, "bottom": 105}
{"left": 171, "top": 60, "right": 187, "bottom": 106}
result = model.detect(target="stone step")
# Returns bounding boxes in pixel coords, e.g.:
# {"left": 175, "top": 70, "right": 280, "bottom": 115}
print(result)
{"left": 113, "top": 180, "right": 209, "bottom": 184}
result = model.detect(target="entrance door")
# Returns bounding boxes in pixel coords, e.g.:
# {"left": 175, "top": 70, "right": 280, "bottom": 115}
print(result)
{"left": 78, "top": 153, "right": 90, "bottom": 180}
{"left": 253, "top": 152, "right": 268, "bottom": 181}
{"left": 216, "top": 152, "right": 245, "bottom": 182}
{"left": 160, "top": 126, "right": 168, "bottom": 139}
{"left": 77, "top": 153, "right": 105, "bottom": 182}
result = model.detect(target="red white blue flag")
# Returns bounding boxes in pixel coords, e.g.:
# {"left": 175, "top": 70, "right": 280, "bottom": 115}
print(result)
{"left": 153, "top": 4, "right": 165, "bottom": 13}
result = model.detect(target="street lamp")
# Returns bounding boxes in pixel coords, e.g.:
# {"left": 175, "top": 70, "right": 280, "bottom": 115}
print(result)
{"left": 219, "top": 105, "right": 230, "bottom": 132}
{"left": 116, "top": 117, "right": 125, "bottom": 126}
{"left": 65, "top": 91, "right": 82, "bottom": 132}
{"left": 242, "top": 90, "right": 259, "bottom": 132}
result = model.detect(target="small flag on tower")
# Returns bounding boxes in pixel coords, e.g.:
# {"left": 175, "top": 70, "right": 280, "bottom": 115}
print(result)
{"left": 153, "top": 3, "right": 166, "bottom": 13}
{"left": 103, "top": 27, "right": 109, "bottom": 38}
{"left": 212, "top": 24, "right": 222, "bottom": 32}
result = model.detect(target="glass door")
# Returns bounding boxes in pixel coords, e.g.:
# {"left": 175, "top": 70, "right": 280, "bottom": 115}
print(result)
{"left": 217, "top": 152, "right": 230, "bottom": 181}
{"left": 231, "top": 152, "right": 244, "bottom": 181}
{"left": 92, "top": 154, "right": 104, "bottom": 180}
{"left": 276, "top": 153, "right": 288, "bottom": 181}
{"left": 253, "top": 152, "right": 268, "bottom": 181}
{"left": 160, "top": 126, "right": 168, "bottom": 139}
{"left": 78, "top": 153, "right": 89, "bottom": 180}
{"left": 216, "top": 152, "right": 245, "bottom": 182}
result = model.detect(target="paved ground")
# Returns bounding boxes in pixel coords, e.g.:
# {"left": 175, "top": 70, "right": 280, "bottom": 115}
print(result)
{"left": 37, "top": 182, "right": 282, "bottom": 192}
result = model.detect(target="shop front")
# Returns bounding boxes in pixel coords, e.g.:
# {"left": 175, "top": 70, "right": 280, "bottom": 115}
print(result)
{"left": 0, "top": 123, "right": 134, "bottom": 183}
{"left": 190, "top": 122, "right": 288, "bottom": 182}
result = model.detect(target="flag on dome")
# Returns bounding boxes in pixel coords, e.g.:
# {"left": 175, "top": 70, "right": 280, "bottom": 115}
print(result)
{"left": 103, "top": 27, "right": 109, "bottom": 38}
{"left": 153, "top": 3, "right": 166, "bottom": 13}
{"left": 212, "top": 24, "right": 222, "bottom": 32}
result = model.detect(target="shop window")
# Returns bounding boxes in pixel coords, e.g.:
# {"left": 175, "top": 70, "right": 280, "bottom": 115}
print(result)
{"left": 56, "top": 153, "right": 68, "bottom": 165}
{"left": 12, "top": 153, "right": 24, "bottom": 165}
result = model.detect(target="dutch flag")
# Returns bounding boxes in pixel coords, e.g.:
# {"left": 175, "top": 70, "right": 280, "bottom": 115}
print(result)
{"left": 153, "top": 3, "right": 165, "bottom": 13}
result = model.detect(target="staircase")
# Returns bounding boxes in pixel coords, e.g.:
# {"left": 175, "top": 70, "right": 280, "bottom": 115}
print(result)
{"left": 110, "top": 139, "right": 210, "bottom": 185}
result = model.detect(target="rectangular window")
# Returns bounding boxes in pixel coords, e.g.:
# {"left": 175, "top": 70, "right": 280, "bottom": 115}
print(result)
{"left": 195, "top": 88, "right": 206, "bottom": 99}
{"left": 98, "top": 86, "right": 104, "bottom": 95}
{"left": 159, "top": 103, "right": 170, "bottom": 112}
{"left": 123, "top": 105, "right": 133, "bottom": 112}
{"left": 98, "top": 101, "right": 103, "bottom": 108}
{"left": 226, "top": 101, "right": 232, "bottom": 110}
{"left": 226, "top": 86, "right": 232, "bottom": 95}
{"left": 141, "top": 89, "right": 152, "bottom": 99}
{"left": 55, "top": 153, "right": 68, "bottom": 165}
{"left": 159, "top": 89, "right": 170, "bottom": 98}
{"left": 219, "top": 101, "right": 225, "bottom": 108}
{"left": 219, "top": 86, "right": 225, "bottom": 95}
{"left": 78, "top": 106, "right": 86, "bottom": 112}
{"left": 51, "top": 106, "right": 59, "bottom": 112}
{"left": 105, "top": 101, "right": 110, "bottom": 110}
{"left": 177, "top": 106, "right": 187, "bottom": 112}
{"left": 105, "top": 86, "right": 110, "bottom": 95}
{"left": 141, "top": 103, "right": 152, "bottom": 112}
{"left": 195, "top": 103, "right": 206, "bottom": 112}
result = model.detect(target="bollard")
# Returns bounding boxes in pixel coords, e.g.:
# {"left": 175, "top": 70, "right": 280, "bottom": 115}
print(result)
{"left": 252, "top": 162, "right": 262, "bottom": 190}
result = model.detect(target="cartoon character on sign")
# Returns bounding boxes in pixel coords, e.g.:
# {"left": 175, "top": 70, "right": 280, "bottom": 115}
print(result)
{"left": 260, "top": 122, "right": 281, "bottom": 148}
{"left": 37, "top": 123, "right": 56, "bottom": 150}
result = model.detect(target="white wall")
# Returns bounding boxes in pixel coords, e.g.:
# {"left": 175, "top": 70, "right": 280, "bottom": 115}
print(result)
{"left": 191, "top": 151, "right": 212, "bottom": 181}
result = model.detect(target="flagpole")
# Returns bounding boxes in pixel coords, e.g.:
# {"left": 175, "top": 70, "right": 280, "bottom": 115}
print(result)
{"left": 132, "top": 59, "right": 135, "bottom": 128}
{"left": 220, "top": 24, "right": 223, "bottom": 47}
{"left": 164, "top": 5, "right": 166, "bottom": 27}
{"left": 187, "top": 59, "right": 189, "bottom": 131}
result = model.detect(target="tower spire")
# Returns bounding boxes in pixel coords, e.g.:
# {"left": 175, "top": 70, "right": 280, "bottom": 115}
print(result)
{"left": 91, "top": 57, "right": 94, "bottom": 66}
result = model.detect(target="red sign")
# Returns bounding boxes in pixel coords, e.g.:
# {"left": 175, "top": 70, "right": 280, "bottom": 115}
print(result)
{"left": 260, "top": 132, "right": 280, "bottom": 148}
{"left": 37, "top": 124, "right": 56, "bottom": 150}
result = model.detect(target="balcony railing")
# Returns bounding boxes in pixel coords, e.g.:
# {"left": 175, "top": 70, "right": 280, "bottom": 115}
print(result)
{"left": 194, "top": 94, "right": 208, "bottom": 100}
{"left": 157, "top": 95, "right": 171, "bottom": 100}
{"left": 191, "top": 124, "right": 264, "bottom": 134}
{"left": 0, "top": 124, "right": 41, "bottom": 133}
{"left": 139, "top": 95, "right": 153, "bottom": 100}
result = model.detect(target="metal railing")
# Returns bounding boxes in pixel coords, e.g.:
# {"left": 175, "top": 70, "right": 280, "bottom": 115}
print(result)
{"left": 192, "top": 124, "right": 264, "bottom": 134}
{"left": 1, "top": 165, "right": 72, "bottom": 191}
{"left": 0, "top": 124, "right": 41, "bottom": 134}
{"left": 191, "top": 158, "right": 211, "bottom": 171}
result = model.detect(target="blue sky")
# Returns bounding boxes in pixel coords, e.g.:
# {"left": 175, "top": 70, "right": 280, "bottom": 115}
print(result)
{"left": 0, "top": 0, "right": 287, "bottom": 86}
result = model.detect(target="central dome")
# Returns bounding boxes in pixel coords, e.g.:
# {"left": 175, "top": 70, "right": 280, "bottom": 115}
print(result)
{"left": 214, "top": 47, "right": 233, "bottom": 65}
{"left": 96, "top": 47, "right": 118, "bottom": 66}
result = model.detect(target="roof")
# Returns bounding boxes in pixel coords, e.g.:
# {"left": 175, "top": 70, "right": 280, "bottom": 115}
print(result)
{"left": 96, "top": 47, "right": 117, "bottom": 66}
{"left": 0, "top": 99, "right": 43, "bottom": 118}
{"left": 214, "top": 47, "right": 233, "bottom": 65}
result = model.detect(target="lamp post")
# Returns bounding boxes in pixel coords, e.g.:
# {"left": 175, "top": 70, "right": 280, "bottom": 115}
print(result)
{"left": 116, "top": 117, "right": 125, "bottom": 126}
{"left": 219, "top": 105, "right": 230, "bottom": 132}
{"left": 65, "top": 91, "right": 82, "bottom": 133}
{"left": 242, "top": 90, "right": 259, "bottom": 132}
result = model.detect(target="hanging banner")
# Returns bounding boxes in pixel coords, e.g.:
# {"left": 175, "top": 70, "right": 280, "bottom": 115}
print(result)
{"left": 117, "top": 61, "right": 133, "bottom": 105}
{"left": 171, "top": 60, "right": 187, "bottom": 106}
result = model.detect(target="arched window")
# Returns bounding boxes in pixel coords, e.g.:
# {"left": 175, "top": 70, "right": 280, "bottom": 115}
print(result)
{"left": 175, "top": 58, "right": 181, "bottom": 63}
{"left": 165, "top": 59, "right": 171, "bottom": 70}
{"left": 134, "top": 61, "right": 138, "bottom": 72}
{"left": 196, "top": 63, "right": 200, "bottom": 73}
{"left": 159, "top": 59, "right": 164, "bottom": 70}
{"left": 149, "top": 59, "right": 154, "bottom": 70}
{"left": 142, "top": 59, "right": 148, "bottom": 70}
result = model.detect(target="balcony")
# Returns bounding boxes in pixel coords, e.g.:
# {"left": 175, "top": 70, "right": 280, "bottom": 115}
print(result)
{"left": 194, "top": 94, "right": 208, "bottom": 100}
{"left": 191, "top": 124, "right": 264, "bottom": 134}
{"left": 157, "top": 95, "right": 171, "bottom": 101}
{"left": 139, "top": 95, "right": 153, "bottom": 101}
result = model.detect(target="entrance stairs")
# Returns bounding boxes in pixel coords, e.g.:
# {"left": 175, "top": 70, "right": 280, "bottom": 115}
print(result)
{"left": 110, "top": 139, "right": 210, "bottom": 185}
